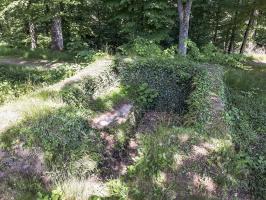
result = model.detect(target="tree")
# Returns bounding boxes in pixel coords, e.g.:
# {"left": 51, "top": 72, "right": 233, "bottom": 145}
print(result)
{"left": 51, "top": 16, "right": 63, "bottom": 51}
{"left": 29, "top": 21, "right": 37, "bottom": 49}
{"left": 177, "top": 0, "right": 193, "bottom": 55}
{"left": 227, "top": 0, "right": 241, "bottom": 54}
{"left": 240, "top": 8, "right": 258, "bottom": 53}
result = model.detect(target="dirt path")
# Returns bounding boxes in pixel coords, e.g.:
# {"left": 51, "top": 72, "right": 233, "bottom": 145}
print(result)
{"left": 49, "top": 58, "right": 113, "bottom": 91}
{"left": 0, "top": 58, "right": 113, "bottom": 134}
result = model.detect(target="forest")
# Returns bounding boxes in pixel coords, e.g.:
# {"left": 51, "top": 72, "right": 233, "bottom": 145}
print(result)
{"left": 0, "top": 0, "right": 265, "bottom": 200}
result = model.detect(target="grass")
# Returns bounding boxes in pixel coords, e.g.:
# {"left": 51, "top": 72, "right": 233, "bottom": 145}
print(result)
{"left": 0, "top": 54, "right": 265, "bottom": 200}
{"left": 0, "top": 64, "right": 76, "bottom": 105}
{"left": 0, "top": 85, "right": 132, "bottom": 200}
{"left": 224, "top": 66, "right": 266, "bottom": 199}
{"left": 0, "top": 46, "right": 75, "bottom": 62}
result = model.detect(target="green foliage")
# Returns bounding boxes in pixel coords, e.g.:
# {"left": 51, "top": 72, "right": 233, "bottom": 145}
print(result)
{"left": 128, "top": 126, "right": 178, "bottom": 178}
{"left": 224, "top": 66, "right": 266, "bottom": 199}
{"left": 66, "top": 38, "right": 89, "bottom": 52}
{"left": 119, "top": 37, "right": 162, "bottom": 57}
{"left": 255, "top": 27, "right": 266, "bottom": 45}
{"left": 0, "top": 46, "right": 75, "bottom": 62}
{"left": 117, "top": 57, "right": 194, "bottom": 113}
{"left": 226, "top": 92, "right": 266, "bottom": 198}
{"left": 187, "top": 42, "right": 247, "bottom": 68}
{"left": 185, "top": 63, "right": 227, "bottom": 135}
{"left": 118, "top": 37, "right": 177, "bottom": 59}
{"left": 0, "top": 64, "right": 75, "bottom": 104}
{"left": 108, "top": 0, "right": 176, "bottom": 42}
{"left": 1, "top": 106, "right": 103, "bottom": 174}
{"left": 37, "top": 189, "right": 62, "bottom": 200}
{"left": 124, "top": 83, "right": 158, "bottom": 109}
{"left": 75, "top": 49, "right": 96, "bottom": 63}
{"left": 184, "top": 68, "right": 210, "bottom": 129}
{"left": 60, "top": 68, "right": 118, "bottom": 107}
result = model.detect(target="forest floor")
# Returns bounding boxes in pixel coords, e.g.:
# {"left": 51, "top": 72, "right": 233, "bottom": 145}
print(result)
{"left": 0, "top": 56, "right": 265, "bottom": 200}
{"left": 0, "top": 57, "right": 112, "bottom": 133}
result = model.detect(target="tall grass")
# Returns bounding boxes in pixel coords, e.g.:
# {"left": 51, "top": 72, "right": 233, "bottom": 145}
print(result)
{"left": 0, "top": 46, "right": 75, "bottom": 62}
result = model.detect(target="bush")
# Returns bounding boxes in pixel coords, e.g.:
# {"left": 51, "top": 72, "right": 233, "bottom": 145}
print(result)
{"left": 118, "top": 37, "right": 162, "bottom": 57}
{"left": 185, "top": 64, "right": 227, "bottom": 134}
{"left": 187, "top": 41, "right": 247, "bottom": 68}
{"left": 66, "top": 37, "right": 89, "bottom": 52}
{"left": 60, "top": 67, "right": 119, "bottom": 107}
{"left": 116, "top": 57, "right": 195, "bottom": 113}
{"left": 124, "top": 83, "right": 159, "bottom": 109}
{"left": 75, "top": 50, "right": 96, "bottom": 63}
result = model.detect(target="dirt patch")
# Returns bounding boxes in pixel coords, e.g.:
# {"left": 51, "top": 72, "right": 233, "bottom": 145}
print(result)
{"left": 91, "top": 103, "right": 133, "bottom": 129}
{"left": 0, "top": 144, "right": 50, "bottom": 187}
{"left": 98, "top": 131, "right": 138, "bottom": 179}
{"left": 137, "top": 111, "right": 181, "bottom": 133}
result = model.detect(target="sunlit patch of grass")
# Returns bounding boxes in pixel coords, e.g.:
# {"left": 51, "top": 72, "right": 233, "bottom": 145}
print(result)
{"left": 92, "top": 86, "right": 129, "bottom": 112}
{"left": 0, "top": 93, "right": 64, "bottom": 135}
{"left": 57, "top": 177, "right": 109, "bottom": 200}
{"left": 0, "top": 63, "right": 77, "bottom": 105}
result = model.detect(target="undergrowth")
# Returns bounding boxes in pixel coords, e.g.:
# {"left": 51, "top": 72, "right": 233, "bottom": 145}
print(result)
{"left": 0, "top": 48, "right": 264, "bottom": 199}
{"left": 0, "top": 64, "right": 75, "bottom": 104}
{"left": 225, "top": 74, "right": 266, "bottom": 199}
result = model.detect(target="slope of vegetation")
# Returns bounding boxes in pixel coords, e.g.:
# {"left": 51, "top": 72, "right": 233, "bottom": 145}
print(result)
{"left": 0, "top": 0, "right": 265, "bottom": 199}
{"left": 0, "top": 64, "right": 76, "bottom": 104}
{"left": 0, "top": 52, "right": 259, "bottom": 200}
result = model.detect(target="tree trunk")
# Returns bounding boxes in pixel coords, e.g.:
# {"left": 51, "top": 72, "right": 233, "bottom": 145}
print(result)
{"left": 228, "top": 0, "right": 240, "bottom": 54}
{"left": 178, "top": 0, "right": 192, "bottom": 56}
{"left": 228, "top": 25, "right": 236, "bottom": 54}
{"left": 224, "top": 28, "right": 230, "bottom": 52}
{"left": 29, "top": 21, "right": 37, "bottom": 49}
{"left": 51, "top": 16, "right": 64, "bottom": 51}
{"left": 240, "top": 9, "right": 258, "bottom": 54}
{"left": 213, "top": 7, "right": 221, "bottom": 44}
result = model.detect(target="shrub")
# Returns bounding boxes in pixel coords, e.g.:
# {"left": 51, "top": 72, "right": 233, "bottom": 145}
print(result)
{"left": 187, "top": 41, "right": 247, "bottom": 68}
{"left": 118, "top": 37, "right": 162, "bottom": 57}
{"left": 75, "top": 50, "right": 96, "bottom": 63}
{"left": 66, "top": 37, "right": 89, "bottom": 52}
{"left": 116, "top": 57, "right": 195, "bottom": 113}
{"left": 185, "top": 64, "right": 227, "bottom": 134}
{"left": 124, "top": 83, "right": 159, "bottom": 109}
{"left": 60, "top": 68, "right": 118, "bottom": 107}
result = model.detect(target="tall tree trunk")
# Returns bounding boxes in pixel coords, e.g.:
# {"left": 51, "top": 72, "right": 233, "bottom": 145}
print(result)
{"left": 228, "top": 25, "right": 236, "bottom": 53}
{"left": 224, "top": 28, "right": 231, "bottom": 52}
{"left": 213, "top": 7, "right": 221, "bottom": 44}
{"left": 29, "top": 21, "right": 37, "bottom": 49}
{"left": 51, "top": 16, "right": 63, "bottom": 51}
{"left": 177, "top": 0, "right": 192, "bottom": 56}
{"left": 240, "top": 9, "right": 258, "bottom": 54}
{"left": 228, "top": 0, "right": 240, "bottom": 54}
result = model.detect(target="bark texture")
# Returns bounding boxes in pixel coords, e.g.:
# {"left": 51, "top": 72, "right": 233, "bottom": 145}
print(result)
{"left": 29, "top": 21, "right": 37, "bottom": 49}
{"left": 240, "top": 9, "right": 258, "bottom": 54}
{"left": 228, "top": 0, "right": 240, "bottom": 54}
{"left": 178, "top": 0, "right": 192, "bottom": 56}
{"left": 51, "top": 16, "right": 64, "bottom": 51}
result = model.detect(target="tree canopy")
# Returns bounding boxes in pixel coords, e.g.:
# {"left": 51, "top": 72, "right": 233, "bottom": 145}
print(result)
{"left": 0, "top": 0, "right": 265, "bottom": 54}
